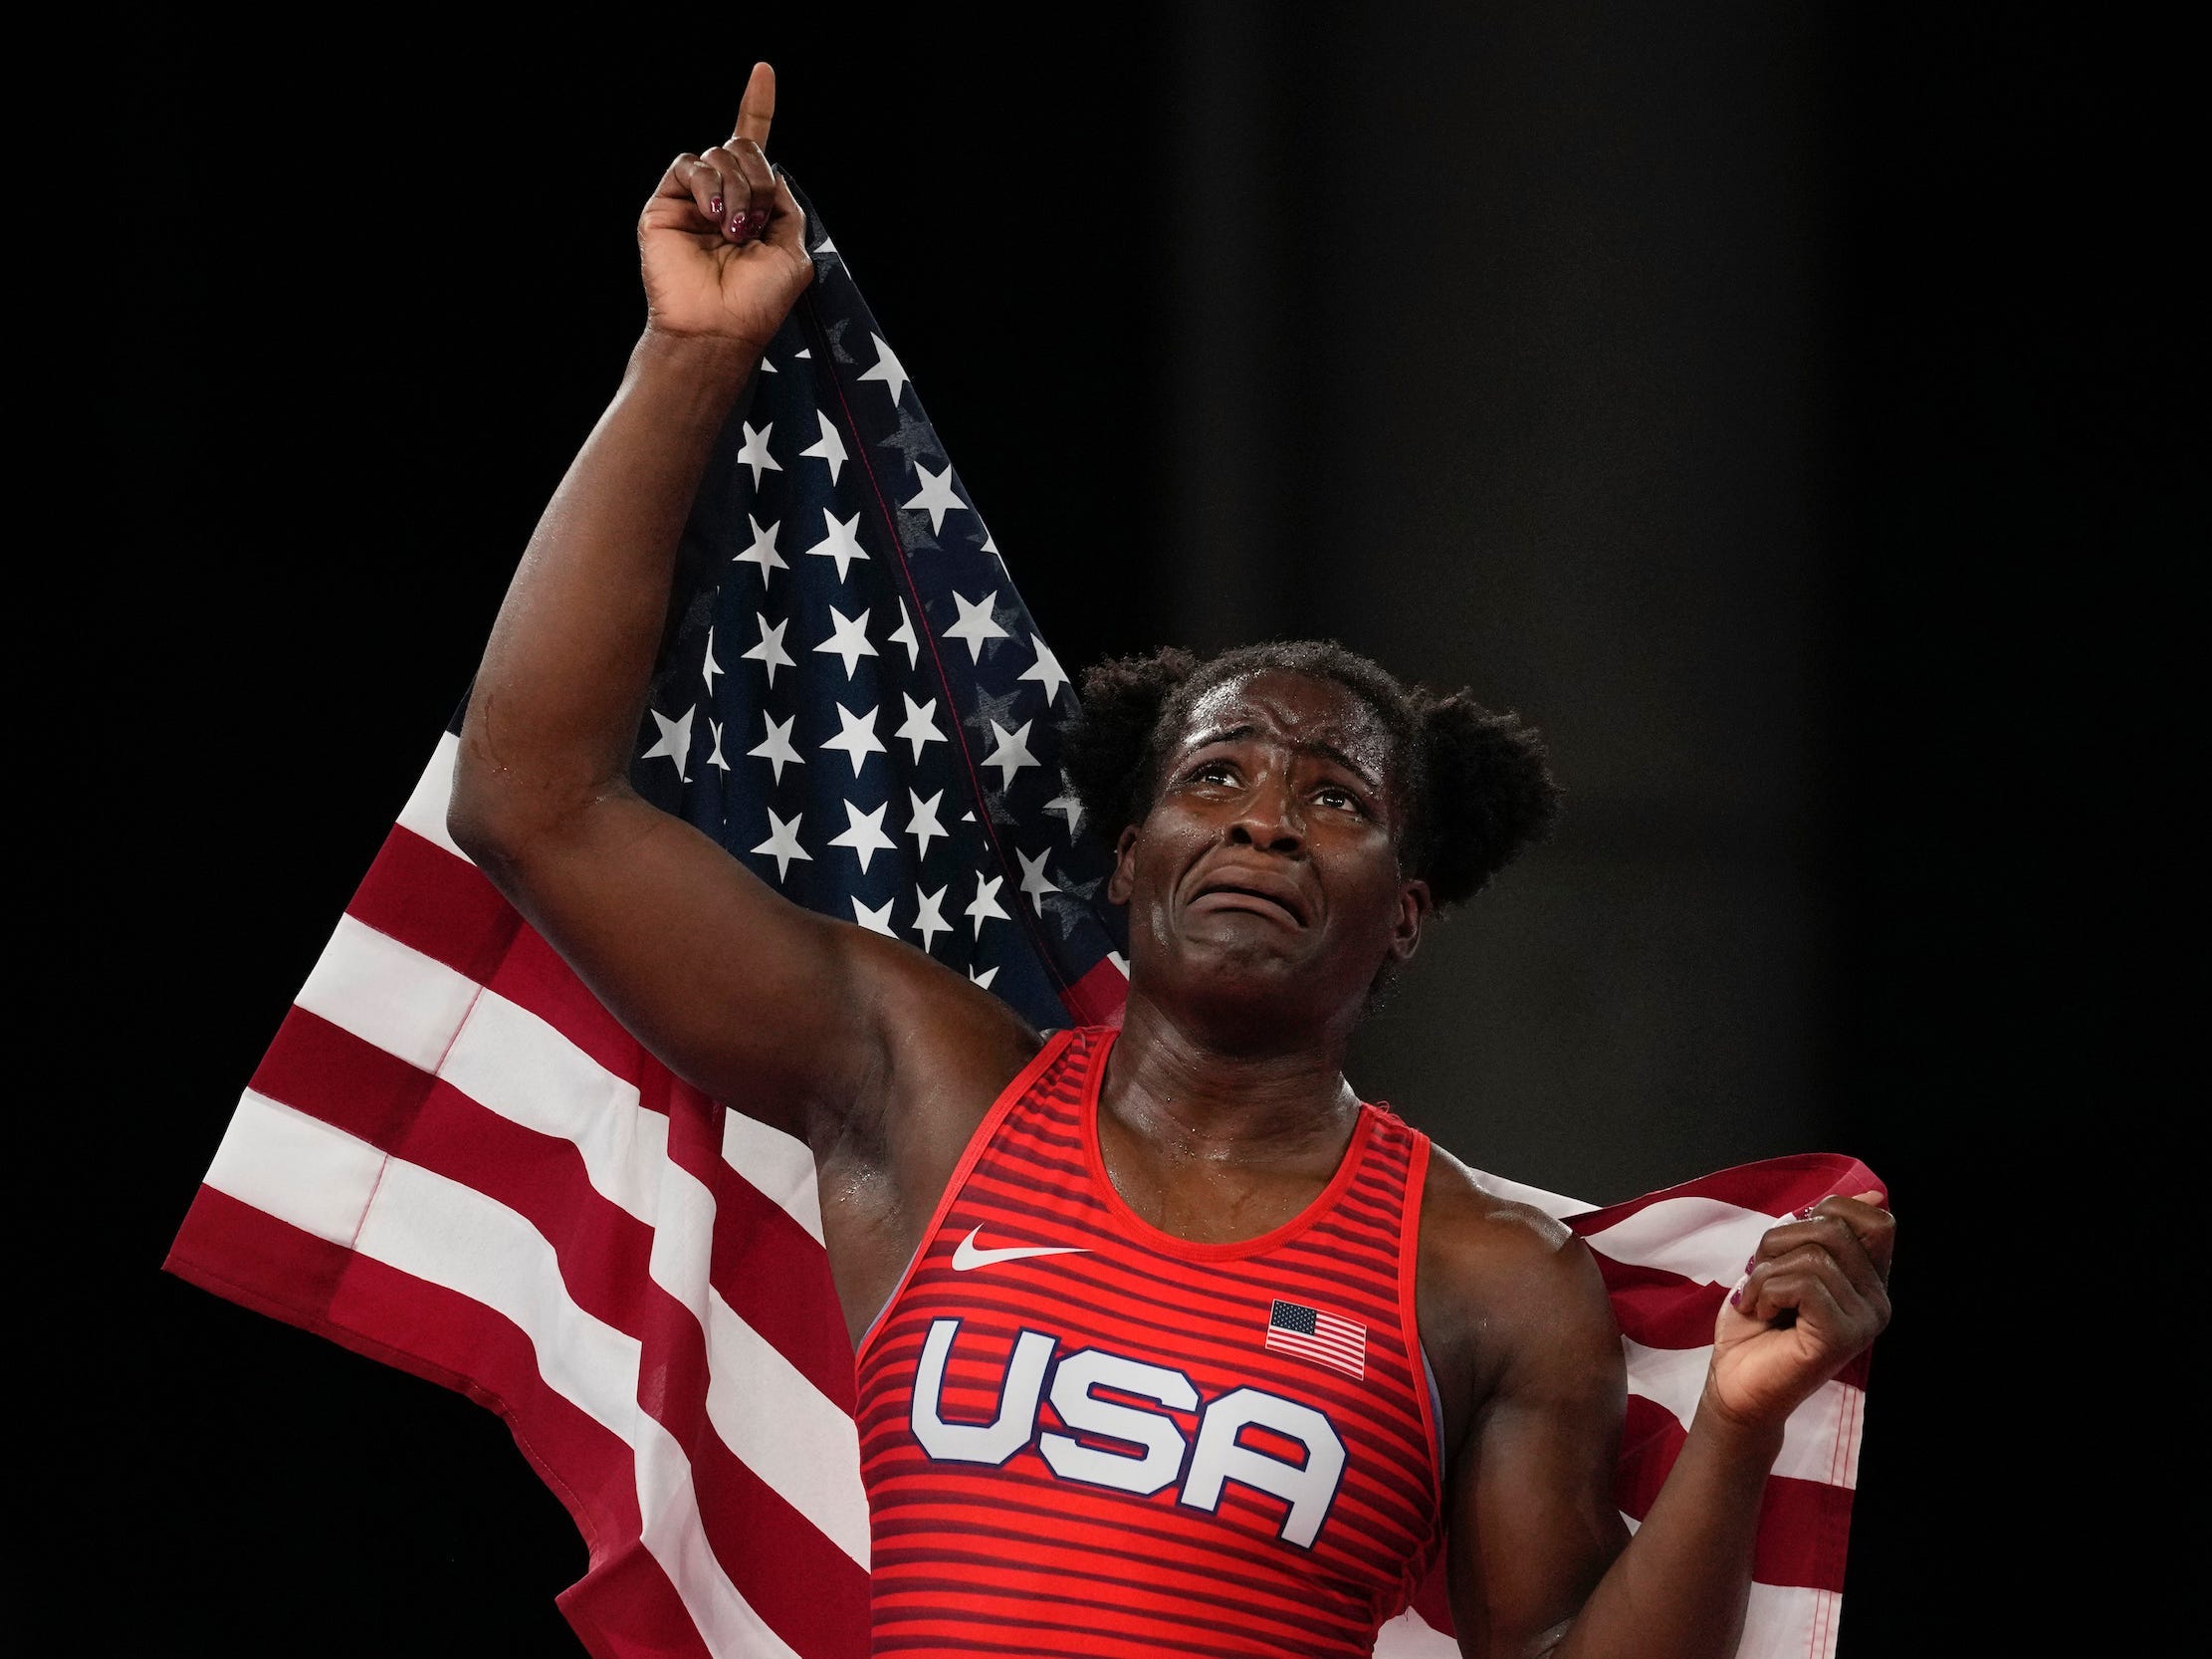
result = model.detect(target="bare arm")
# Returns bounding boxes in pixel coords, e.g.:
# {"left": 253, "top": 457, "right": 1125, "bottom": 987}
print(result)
{"left": 1438, "top": 1192, "right": 1894, "bottom": 1659}
{"left": 447, "top": 66, "right": 1028, "bottom": 1143}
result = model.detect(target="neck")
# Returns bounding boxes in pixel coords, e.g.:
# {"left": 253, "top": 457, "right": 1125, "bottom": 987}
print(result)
{"left": 1102, "top": 985, "right": 1360, "bottom": 1166}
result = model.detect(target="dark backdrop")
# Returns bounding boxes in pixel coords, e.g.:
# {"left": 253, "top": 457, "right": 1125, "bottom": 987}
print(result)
{"left": 64, "top": 8, "right": 2149, "bottom": 1655}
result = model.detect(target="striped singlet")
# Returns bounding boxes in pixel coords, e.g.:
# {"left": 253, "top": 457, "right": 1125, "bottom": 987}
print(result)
{"left": 854, "top": 1027, "right": 1444, "bottom": 1658}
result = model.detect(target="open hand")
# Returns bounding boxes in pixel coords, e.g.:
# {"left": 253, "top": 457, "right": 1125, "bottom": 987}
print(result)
{"left": 1705, "top": 1191, "right": 1894, "bottom": 1434}
{"left": 638, "top": 62, "right": 813, "bottom": 349}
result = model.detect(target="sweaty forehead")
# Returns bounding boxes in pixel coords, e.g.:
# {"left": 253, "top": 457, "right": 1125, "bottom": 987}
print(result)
{"left": 1172, "top": 670, "right": 1397, "bottom": 780}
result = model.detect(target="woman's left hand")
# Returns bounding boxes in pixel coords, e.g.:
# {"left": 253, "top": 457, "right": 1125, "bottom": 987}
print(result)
{"left": 1705, "top": 1191, "right": 1894, "bottom": 1433}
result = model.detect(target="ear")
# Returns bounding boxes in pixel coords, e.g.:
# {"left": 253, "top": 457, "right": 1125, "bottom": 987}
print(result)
{"left": 1389, "top": 878, "right": 1432, "bottom": 964}
{"left": 1107, "top": 824, "right": 1142, "bottom": 905}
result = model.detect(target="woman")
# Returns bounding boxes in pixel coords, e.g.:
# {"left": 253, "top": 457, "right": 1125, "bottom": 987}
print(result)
{"left": 447, "top": 62, "right": 1893, "bottom": 1659}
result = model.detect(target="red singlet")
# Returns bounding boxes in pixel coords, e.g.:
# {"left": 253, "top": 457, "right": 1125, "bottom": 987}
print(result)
{"left": 855, "top": 1027, "right": 1444, "bottom": 1658}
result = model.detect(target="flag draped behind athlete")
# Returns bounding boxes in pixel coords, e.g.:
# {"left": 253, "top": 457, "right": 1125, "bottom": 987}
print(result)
{"left": 165, "top": 181, "right": 1878, "bottom": 1659}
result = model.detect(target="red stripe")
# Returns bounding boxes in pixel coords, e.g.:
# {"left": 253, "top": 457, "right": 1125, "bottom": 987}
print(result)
{"left": 1566, "top": 1153, "right": 1883, "bottom": 1237}
{"left": 231, "top": 1004, "right": 873, "bottom": 1650}
{"left": 325, "top": 838, "right": 862, "bottom": 1407}
{"left": 1597, "top": 1257, "right": 1728, "bottom": 1348}
{"left": 165, "top": 1189, "right": 719, "bottom": 1659}
{"left": 345, "top": 824, "right": 519, "bottom": 980}
{"left": 1614, "top": 1395, "right": 1851, "bottom": 1592}
{"left": 248, "top": 1003, "right": 857, "bottom": 1412}
{"left": 1061, "top": 956, "right": 1128, "bottom": 1027}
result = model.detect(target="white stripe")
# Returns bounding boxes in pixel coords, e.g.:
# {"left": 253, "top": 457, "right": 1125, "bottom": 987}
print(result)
{"left": 643, "top": 1143, "right": 870, "bottom": 1568}
{"left": 1738, "top": 1580, "right": 1841, "bottom": 1659}
{"left": 1622, "top": 1337, "right": 1863, "bottom": 1490}
{"left": 1371, "top": 1607, "right": 1457, "bottom": 1657}
{"left": 721, "top": 1108, "right": 826, "bottom": 1244}
{"left": 397, "top": 731, "right": 468, "bottom": 858}
{"left": 298, "top": 911, "right": 826, "bottom": 1247}
{"left": 272, "top": 917, "right": 870, "bottom": 1559}
{"left": 440, "top": 987, "right": 671, "bottom": 1226}
{"left": 206, "top": 1087, "right": 386, "bottom": 1247}
{"left": 205, "top": 1095, "right": 801, "bottom": 1659}
{"left": 297, "top": 914, "right": 482, "bottom": 1074}
{"left": 1584, "top": 1195, "right": 1781, "bottom": 1284}
{"left": 703, "top": 1294, "right": 869, "bottom": 1566}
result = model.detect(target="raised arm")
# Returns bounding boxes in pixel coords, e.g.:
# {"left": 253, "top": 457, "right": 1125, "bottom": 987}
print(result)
{"left": 1433, "top": 1185, "right": 1893, "bottom": 1659}
{"left": 446, "top": 65, "right": 1029, "bottom": 1144}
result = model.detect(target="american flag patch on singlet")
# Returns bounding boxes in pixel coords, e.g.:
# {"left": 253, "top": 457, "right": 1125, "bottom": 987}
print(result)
{"left": 1265, "top": 1299, "right": 1368, "bottom": 1379}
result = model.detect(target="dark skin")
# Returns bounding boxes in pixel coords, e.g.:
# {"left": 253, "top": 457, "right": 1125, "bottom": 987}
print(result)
{"left": 447, "top": 64, "right": 1895, "bottom": 1659}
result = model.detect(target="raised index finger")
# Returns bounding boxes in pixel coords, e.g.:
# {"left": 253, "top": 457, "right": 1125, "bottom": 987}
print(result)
{"left": 734, "top": 61, "right": 776, "bottom": 151}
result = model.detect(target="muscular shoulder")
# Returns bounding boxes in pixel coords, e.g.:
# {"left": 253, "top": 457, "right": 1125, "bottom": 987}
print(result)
{"left": 1416, "top": 1145, "right": 1621, "bottom": 1452}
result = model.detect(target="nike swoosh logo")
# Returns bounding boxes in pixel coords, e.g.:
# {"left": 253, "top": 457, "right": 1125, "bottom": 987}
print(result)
{"left": 951, "top": 1225, "right": 1091, "bottom": 1272}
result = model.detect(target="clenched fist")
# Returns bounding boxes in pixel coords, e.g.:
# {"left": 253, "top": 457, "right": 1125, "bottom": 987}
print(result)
{"left": 639, "top": 62, "right": 813, "bottom": 350}
{"left": 1706, "top": 1190, "right": 1894, "bottom": 1433}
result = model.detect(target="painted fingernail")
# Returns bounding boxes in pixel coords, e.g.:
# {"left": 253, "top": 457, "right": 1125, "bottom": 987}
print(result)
{"left": 1743, "top": 1254, "right": 1759, "bottom": 1275}
{"left": 1729, "top": 1277, "right": 1747, "bottom": 1309}
{"left": 728, "top": 219, "right": 746, "bottom": 238}
{"left": 1794, "top": 1205, "right": 1818, "bottom": 1220}
{"left": 709, "top": 194, "right": 724, "bottom": 217}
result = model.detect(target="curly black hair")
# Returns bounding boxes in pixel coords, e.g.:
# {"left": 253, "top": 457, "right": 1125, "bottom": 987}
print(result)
{"left": 1058, "top": 640, "right": 1561, "bottom": 909}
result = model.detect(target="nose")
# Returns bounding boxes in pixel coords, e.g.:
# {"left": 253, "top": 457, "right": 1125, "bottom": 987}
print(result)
{"left": 1227, "top": 778, "right": 1304, "bottom": 853}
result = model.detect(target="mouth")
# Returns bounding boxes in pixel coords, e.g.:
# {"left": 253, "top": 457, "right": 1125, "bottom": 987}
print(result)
{"left": 1188, "top": 872, "right": 1310, "bottom": 928}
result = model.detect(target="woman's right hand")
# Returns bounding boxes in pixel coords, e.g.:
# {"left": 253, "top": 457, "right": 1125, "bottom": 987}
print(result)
{"left": 638, "top": 62, "right": 813, "bottom": 350}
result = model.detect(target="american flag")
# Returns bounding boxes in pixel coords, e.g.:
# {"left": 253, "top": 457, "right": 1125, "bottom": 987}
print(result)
{"left": 165, "top": 178, "right": 1879, "bottom": 1659}
{"left": 1266, "top": 1299, "right": 1368, "bottom": 1380}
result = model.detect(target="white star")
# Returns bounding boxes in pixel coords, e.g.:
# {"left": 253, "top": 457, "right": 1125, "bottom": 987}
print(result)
{"left": 752, "top": 809, "right": 812, "bottom": 882}
{"left": 748, "top": 712, "right": 803, "bottom": 783}
{"left": 945, "top": 590, "right": 1009, "bottom": 661}
{"left": 733, "top": 515, "right": 787, "bottom": 586}
{"left": 905, "top": 788, "right": 949, "bottom": 860}
{"left": 641, "top": 704, "right": 694, "bottom": 781}
{"left": 1043, "top": 790, "right": 1083, "bottom": 838}
{"left": 912, "top": 884, "right": 952, "bottom": 953}
{"left": 821, "top": 702, "right": 886, "bottom": 776}
{"left": 982, "top": 719, "right": 1038, "bottom": 788}
{"left": 888, "top": 598, "right": 920, "bottom": 669}
{"left": 814, "top": 605, "right": 878, "bottom": 679}
{"left": 735, "top": 420, "right": 781, "bottom": 487}
{"left": 702, "top": 626, "right": 723, "bottom": 694}
{"left": 982, "top": 529, "right": 1004, "bottom": 571}
{"left": 794, "top": 347, "right": 812, "bottom": 358}
{"left": 759, "top": 356, "right": 777, "bottom": 373}
{"left": 707, "top": 718, "right": 730, "bottom": 773}
{"left": 968, "top": 963, "right": 998, "bottom": 990}
{"left": 799, "top": 409, "right": 847, "bottom": 483}
{"left": 802, "top": 509, "right": 868, "bottom": 582}
{"left": 743, "top": 612, "right": 793, "bottom": 686}
{"left": 896, "top": 694, "right": 948, "bottom": 762}
{"left": 1017, "top": 847, "right": 1060, "bottom": 913}
{"left": 1109, "top": 951, "right": 1129, "bottom": 977}
{"left": 966, "top": 873, "right": 1009, "bottom": 938}
{"left": 859, "top": 333, "right": 910, "bottom": 406}
{"left": 829, "top": 800, "right": 896, "bottom": 873}
{"left": 902, "top": 461, "right": 968, "bottom": 533}
{"left": 1019, "top": 636, "right": 1069, "bottom": 705}
{"left": 851, "top": 895, "right": 896, "bottom": 937}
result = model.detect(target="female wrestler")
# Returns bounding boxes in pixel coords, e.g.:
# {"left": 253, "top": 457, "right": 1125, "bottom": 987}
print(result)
{"left": 446, "top": 63, "right": 1893, "bottom": 1659}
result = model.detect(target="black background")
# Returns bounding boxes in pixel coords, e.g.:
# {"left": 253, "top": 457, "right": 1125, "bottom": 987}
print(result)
{"left": 61, "top": 8, "right": 2164, "bottom": 1655}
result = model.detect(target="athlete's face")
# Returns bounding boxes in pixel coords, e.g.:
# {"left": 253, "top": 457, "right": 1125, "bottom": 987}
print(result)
{"left": 1108, "top": 670, "right": 1431, "bottom": 1041}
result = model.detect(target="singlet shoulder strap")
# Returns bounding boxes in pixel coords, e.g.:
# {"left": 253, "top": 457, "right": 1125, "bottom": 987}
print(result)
{"left": 853, "top": 1027, "right": 1087, "bottom": 1363}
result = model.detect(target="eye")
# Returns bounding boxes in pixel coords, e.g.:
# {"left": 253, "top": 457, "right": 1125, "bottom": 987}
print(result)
{"left": 1314, "top": 784, "right": 1369, "bottom": 816}
{"left": 1184, "top": 758, "right": 1239, "bottom": 787}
